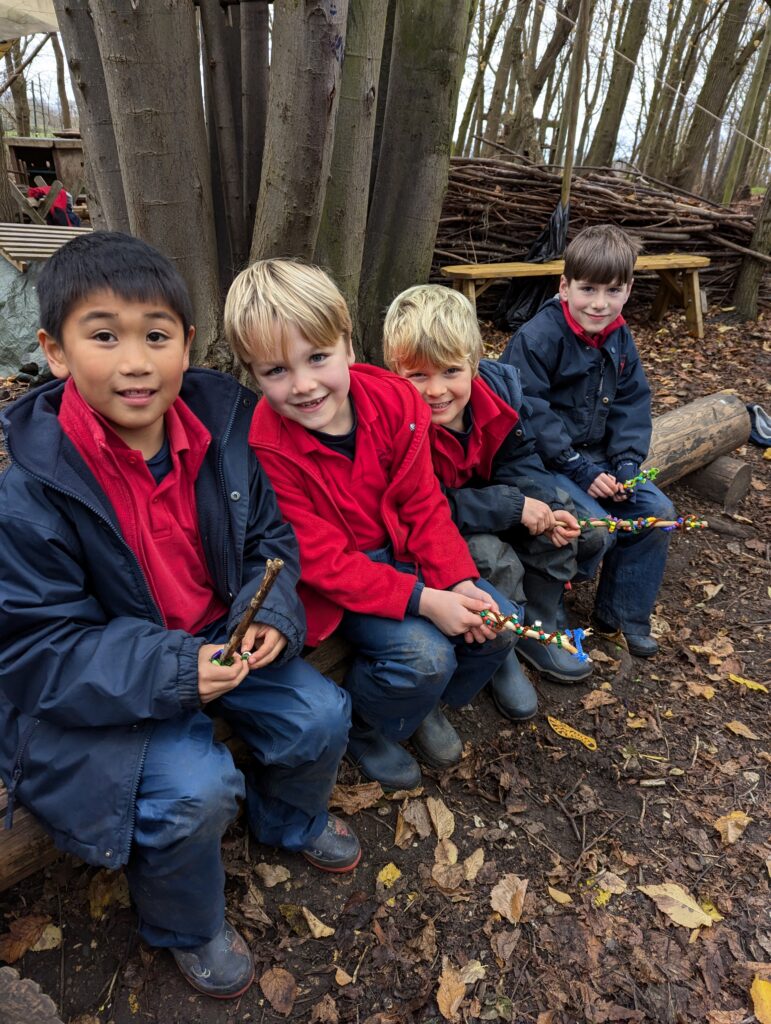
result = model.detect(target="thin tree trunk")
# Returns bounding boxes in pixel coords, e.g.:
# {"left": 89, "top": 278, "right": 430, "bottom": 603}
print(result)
{"left": 315, "top": 0, "right": 388, "bottom": 330}
{"left": 6, "top": 43, "right": 31, "bottom": 135}
{"left": 745, "top": 90, "right": 771, "bottom": 188}
{"left": 635, "top": 0, "right": 683, "bottom": 171}
{"left": 720, "top": 21, "right": 771, "bottom": 204}
{"left": 585, "top": 0, "right": 651, "bottom": 167}
{"left": 200, "top": 0, "right": 247, "bottom": 270}
{"left": 733, "top": 178, "right": 771, "bottom": 317}
{"left": 531, "top": 0, "right": 581, "bottom": 101}
{"left": 52, "top": 0, "right": 130, "bottom": 232}
{"left": 456, "top": 0, "right": 508, "bottom": 155}
{"left": 50, "top": 34, "right": 72, "bottom": 130}
{"left": 89, "top": 0, "right": 223, "bottom": 366}
{"left": 0, "top": 124, "right": 15, "bottom": 221}
{"left": 576, "top": 0, "right": 612, "bottom": 163}
{"left": 358, "top": 0, "right": 471, "bottom": 363}
{"left": 369, "top": 0, "right": 396, "bottom": 206}
{"left": 251, "top": 0, "right": 349, "bottom": 261}
{"left": 557, "top": 0, "right": 589, "bottom": 207}
{"left": 483, "top": 12, "right": 518, "bottom": 153}
{"left": 241, "top": 0, "right": 269, "bottom": 239}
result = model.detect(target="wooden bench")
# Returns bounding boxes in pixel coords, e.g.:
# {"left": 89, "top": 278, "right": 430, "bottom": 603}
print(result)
{"left": 0, "top": 222, "right": 92, "bottom": 273}
{"left": 0, "top": 636, "right": 351, "bottom": 893}
{"left": 440, "top": 253, "right": 711, "bottom": 339}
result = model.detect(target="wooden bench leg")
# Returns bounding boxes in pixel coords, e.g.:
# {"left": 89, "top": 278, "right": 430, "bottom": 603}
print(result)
{"left": 682, "top": 270, "right": 704, "bottom": 339}
{"left": 650, "top": 269, "right": 682, "bottom": 322}
{"left": 452, "top": 279, "right": 477, "bottom": 313}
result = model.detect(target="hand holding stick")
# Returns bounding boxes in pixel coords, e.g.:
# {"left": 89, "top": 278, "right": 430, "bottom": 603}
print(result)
{"left": 213, "top": 558, "right": 284, "bottom": 666}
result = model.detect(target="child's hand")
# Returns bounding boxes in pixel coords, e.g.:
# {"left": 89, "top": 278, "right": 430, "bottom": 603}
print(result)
{"left": 198, "top": 643, "right": 251, "bottom": 704}
{"left": 547, "top": 509, "right": 581, "bottom": 546}
{"left": 587, "top": 472, "right": 621, "bottom": 499}
{"left": 420, "top": 583, "right": 498, "bottom": 644}
{"left": 241, "top": 623, "right": 287, "bottom": 670}
{"left": 520, "top": 497, "right": 557, "bottom": 535}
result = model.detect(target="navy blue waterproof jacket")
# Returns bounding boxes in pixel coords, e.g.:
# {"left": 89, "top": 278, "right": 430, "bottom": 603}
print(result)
{"left": 501, "top": 298, "right": 652, "bottom": 473}
{"left": 0, "top": 367, "right": 305, "bottom": 868}
{"left": 444, "top": 359, "right": 573, "bottom": 536}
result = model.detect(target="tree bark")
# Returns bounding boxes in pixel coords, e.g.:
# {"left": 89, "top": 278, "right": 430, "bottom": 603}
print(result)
{"left": 50, "top": 33, "right": 72, "bottom": 130}
{"left": 455, "top": 0, "right": 508, "bottom": 156}
{"left": 531, "top": 0, "right": 580, "bottom": 101}
{"left": 0, "top": 124, "right": 15, "bottom": 221}
{"left": 634, "top": 0, "right": 683, "bottom": 171}
{"left": 670, "top": 0, "right": 753, "bottom": 191}
{"left": 719, "top": 20, "right": 771, "bottom": 204}
{"left": 89, "top": 0, "right": 224, "bottom": 365}
{"left": 52, "top": 0, "right": 130, "bottom": 232}
{"left": 315, "top": 0, "right": 388, "bottom": 329}
{"left": 576, "top": 0, "right": 613, "bottom": 164}
{"left": 733, "top": 176, "right": 771, "bottom": 318}
{"left": 250, "top": 0, "right": 348, "bottom": 262}
{"left": 241, "top": 0, "right": 269, "bottom": 238}
{"left": 6, "top": 43, "right": 31, "bottom": 135}
{"left": 369, "top": 0, "right": 396, "bottom": 205}
{"left": 358, "top": 0, "right": 471, "bottom": 363}
{"left": 585, "top": 0, "right": 651, "bottom": 167}
{"left": 482, "top": 11, "right": 519, "bottom": 154}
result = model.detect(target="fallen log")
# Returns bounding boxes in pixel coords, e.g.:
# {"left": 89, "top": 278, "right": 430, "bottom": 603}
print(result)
{"left": 681, "top": 455, "right": 752, "bottom": 513}
{"left": 643, "top": 392, "right": 751, "bottom": 488}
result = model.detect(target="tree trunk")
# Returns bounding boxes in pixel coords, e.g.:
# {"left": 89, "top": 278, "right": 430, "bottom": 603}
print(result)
{"left": 482, "top": 12, "right": 518, "bottom": 154}
{"left": 0, "top": 124, "right": 16, "bottom": 221}
{"left": 576, "top": 0, "right": 612, "bottom": 164}
{"left": 358, "top": 0, "right": 471, "bottom": 363}
{"left": 455, "top": 0, "right": 508, "bottom": 156}
{"left": 241, "top": 0, "right": 269, "bottom": 239}
{"left": 719, "top": 20, "right": 771, "bottom": 204}
{"left": 53, "top": 0, "right": 130, "bottom": 232}
{"left": 6, "top": 43, "right": 31, "bottom": 136}
{"left": 733, "top": 177, "right": 771, "bottom": 318}
{"left": 670, "top": 0, "right": 753, "bottom": 191}
{"left": 502, "top": 0, "right": 542, "bottom": 162}
{"left": 531, "top": 0, "right": 580, "bottom": 101}
{"left": 369, "top": 0, "right": 396, "bottom": 205}
{"left": 47, "top": 33, "right": 71, "bottom": 131}
{"left": 200, "top": 0, "right": 247, "bottom": 270}
{"left": 250, "top": 0, "right": 349, "bottom": 262}
{"left": 634, "top": 0, "right": 683, "bottom": 171}
{"left": 585, "top": 0, "right": 651, "bottom": 167}
{"left": 315, "top": 0, "right": 388, "bottom": 329}
{"left": 89, "top": 0, "right": 224, "bottom": 366}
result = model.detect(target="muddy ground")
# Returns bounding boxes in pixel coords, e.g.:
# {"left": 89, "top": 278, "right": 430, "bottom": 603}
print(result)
{"left": 1, "top": 302, "right": 770, "bottom": 1024}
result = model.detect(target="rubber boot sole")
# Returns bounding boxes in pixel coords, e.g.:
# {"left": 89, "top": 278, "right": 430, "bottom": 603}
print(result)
{"left": 176, "top": 963, "right": 255, "bottom": 1000}
{"left": 515, "top": 644, "right": 593, "bottom": 685}
{"left": 490, "top": 685, "right": 538, "bottom": 722}
{"left": 302, "top": 846, "right": 362, "bottom": 873}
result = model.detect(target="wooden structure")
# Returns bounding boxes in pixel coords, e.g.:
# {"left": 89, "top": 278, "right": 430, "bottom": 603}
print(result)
{"left": 4, "top": 135, "right": 85, "bottom": 194}
{"left": 440, "top": 253, "right": 710, "bottom": 339}
{"left": 0, "top": 222, "right": 92, "bottom": 273}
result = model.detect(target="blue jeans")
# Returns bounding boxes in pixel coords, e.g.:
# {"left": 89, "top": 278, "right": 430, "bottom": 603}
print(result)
{"left": 339, "top": 559, "right": 518, "bottom": 739}
{"left": 127, "top": 642, "right": 350, "bottom": 949}
{"left": 551, "top": 465, "right": 675, "bottom": 635}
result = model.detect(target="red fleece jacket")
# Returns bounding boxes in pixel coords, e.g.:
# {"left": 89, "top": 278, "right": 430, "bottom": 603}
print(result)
{"left": 249, "top": 364, "right": 478, "bottom": 645}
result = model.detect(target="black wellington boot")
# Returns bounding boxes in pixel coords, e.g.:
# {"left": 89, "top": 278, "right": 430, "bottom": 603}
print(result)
{"left": 516, "top": 577, "right": 593, "bottom": 684}
{"left": 489, "top": 646, "right": 538, "bottom": 721}
{"left": 345, "top": 715, "right": 422, "bottom": 790}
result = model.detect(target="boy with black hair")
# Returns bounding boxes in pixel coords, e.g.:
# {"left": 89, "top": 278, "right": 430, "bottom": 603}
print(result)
{"left": 0, "top": 232, "right": 358, "bottom": 1001}
{"left": 225, "top": 259, "right": 526, "bottom": 791}
{"left": 502, "top": 224, "right": 675, "bottom": 656}
{"left": 383, "top": 284, "right": 603, "bottom": 698}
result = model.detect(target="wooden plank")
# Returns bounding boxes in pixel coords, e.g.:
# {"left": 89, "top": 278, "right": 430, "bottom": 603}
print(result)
{"left": 681, "top": 269, "right": 704, "bottom": 338}
{"left": 440, "top": 253, "right": 711, "bottom": 281}
{"left": 0, "top": 782, "right": 60, "bottom": 892}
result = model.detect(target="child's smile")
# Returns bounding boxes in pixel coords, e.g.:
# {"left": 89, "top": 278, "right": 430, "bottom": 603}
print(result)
{"left": 559, "top": 276, "right": 632, "bottom": 335}
{"left": 400, "top": 361, "right": 474, "bottom": 432}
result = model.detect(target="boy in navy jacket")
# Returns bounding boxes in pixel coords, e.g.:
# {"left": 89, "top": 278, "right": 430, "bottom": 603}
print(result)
{"left": 0, "top": 233, "right": 359, "bottom": 1000}
{"left": 225, "top": 259, "right": 522, "bottom": 792}
{"left": 502, "top": 225, "right": 675, "bottom": 656}
{"left": 384, "top": 284, "right": 603, "bottom": 712}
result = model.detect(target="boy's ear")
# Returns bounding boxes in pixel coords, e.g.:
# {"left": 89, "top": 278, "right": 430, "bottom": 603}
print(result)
{"left": 183, "top": 325, "right": 195, "bottom": 371}
{"left": 345, "top": 337, "right": 355, "bottom": 365}
{"left": 558, "top": 275, "right": 570, "bottom": 301}
{"left": 37, "top": 329, "right": 70, "bottom": 380}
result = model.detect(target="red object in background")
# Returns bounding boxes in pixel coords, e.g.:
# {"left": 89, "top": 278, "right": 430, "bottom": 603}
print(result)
{"left": 27, "top": 186, "right": 81, "bottom": 227}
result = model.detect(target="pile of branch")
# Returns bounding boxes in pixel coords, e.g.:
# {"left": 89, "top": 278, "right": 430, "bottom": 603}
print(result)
{"left": 433, "top": 157, "right": 770, "bottom": 314}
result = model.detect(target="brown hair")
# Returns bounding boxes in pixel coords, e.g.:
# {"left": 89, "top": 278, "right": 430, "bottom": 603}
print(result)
{"left": 563, "top": 225, "right": 642, "bottom": 285}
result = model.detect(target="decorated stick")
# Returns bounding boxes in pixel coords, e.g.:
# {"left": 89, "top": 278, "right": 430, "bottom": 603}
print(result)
{"left": 578, "top": 515, "right": 709, "bottom": 534}
{"left": 479, "top": 610, "right": 590, "bottom": 662}
{"left": 213, "top": 558, "right": 284, "bottom": 665}
{"left": 621, "top": 467, "right": 660, "bottom": 490}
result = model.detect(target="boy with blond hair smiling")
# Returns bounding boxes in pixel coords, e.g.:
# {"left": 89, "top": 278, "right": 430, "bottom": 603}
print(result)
{"left": 502, "top": 225, "right": 675, "bottom": 656}
{"left": 226, "top": 259, "right": 525, "bottom": 789}
{"left": 384, "top": 284, "right": 603, "bottom": 700}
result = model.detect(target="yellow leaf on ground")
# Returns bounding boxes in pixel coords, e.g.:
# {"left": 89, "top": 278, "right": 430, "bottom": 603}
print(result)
{"left": 752, "top": 975, "right": 771, "bottom": 1024}
{"left": 714, "top": 809, "right": 753, "bottom": 845}
{"left": 464, "top": 847, "right": 485, "bottom": 882}
{"left": 725, "top": 720, "right": 760, "bottom": 740}
{"left": 88, "top": 869, "right": 130, "bottom": 920}
{"left": 594, "top": 888, "right": 612, "bottom": 908}
{"left": 377, "top": 862, "right": 402, "bottom": 888}
{"left": 335, "top": 967, "right": 353, "bottom": 986}
{"left": 459, "top": 959, "right": 486, "bottom": 984}
{"left": 547, "top": 886, "right": 572, "bottom": 905}
{"left": 700, "top": 899, "right": 724, "bottom": 922}
{"left": 728, "top": 673, "right": 768, "bottom": 693}
{"left": 301, "top": 907, "right": 334, "bottom": 939}
{"left": 593, "top": 870, "right": 627, "bottom": 894}
{"left": 686, "top": 681, "right": 716, "bottom": 700}
{"left": 30, "top": 924, "right": 62, "bottom": 952}
{"left": 436, "top": 961, "right": 466, "bottom": 1020}
{"left": 427, "top": 796, "right": 455, "bottom": 840}
{"left": 394, "top": 811, "right": 415, "bottom": 849}
{"left": 763, "top": 448, "right": 771, "bottom": 461}
{"left": 490, "top": 874, "right": 528, "bottom": 924}
{"left": 435, "top": 838, "right": 458, "bottom": 865}
{"left": 637, "top": 882, "right": 713, "bottom": 928}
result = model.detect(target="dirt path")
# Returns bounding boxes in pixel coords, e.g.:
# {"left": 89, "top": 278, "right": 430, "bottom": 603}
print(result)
{"left": 1, "top": 306, "right": 769, "bottom": 1024}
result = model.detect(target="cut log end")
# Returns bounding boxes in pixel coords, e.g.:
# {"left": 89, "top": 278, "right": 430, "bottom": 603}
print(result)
{"left": 681, "top": 455, "right": 752, "bottom": 513}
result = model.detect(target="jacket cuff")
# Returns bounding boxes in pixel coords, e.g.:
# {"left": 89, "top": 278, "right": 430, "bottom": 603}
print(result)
{"left": 557, "top": 452, "right": 604, "bottom": 491}
{"left": 177, "top": 636, "right": 203, "bottom": 710}
{"left": 407, "top": 581, "right": 425, "bottom": 617}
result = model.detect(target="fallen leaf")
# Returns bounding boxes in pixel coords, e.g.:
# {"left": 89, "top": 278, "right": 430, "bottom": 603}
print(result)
{"left": 260, "top": 966, "right": 298, "bottom": 1016}
{"left": 240, "top": 881, "right": 272, "bottom": 927}
{"left": 593, "top": 870, "right": 627, "bottom": 894}
{"left": 587, "top": 649, "right": 620, "bottom": 666}
{"left": 728, "top": 673, "right": 768, "bottom": 693}
{"left": 637, "top": 882, "right": 713, "bottom": 928}
{"left": 128, "top": 993, "right": 139, "bottom": 1014}
{"left": 627, "top": 715, "right": 648, "bottom": 729}
{"left": 594, "top": 888, "right": 612, "bottom": 907}
{"left": 431, "top": 862, "right": 466, "bottom": 893}
{"left": 714, "top": 810, "right": 753, "bottom": 845}
{"left": 329, "top": 781, "right": 384, "bottom": 815}
{"left": 278, "top": 903, "right": 309, "bottom": 936}
{"left": 459, "top": 959, "right": 485, "bottom": 984}
{"left": 547, "top": 886, "right": 572, "bottom": 905}
{"left": 436, "top": 961, "right": 466, "bottom": 1020}
{"left": 0, "top": 914, "right": 50, "bottom": 962}
{"left": 581, "top": 689, "right": 618, "bottom": 711}
{"left": 464, "top": 847, "right": 485, "bottom": 882}
{"left": 700, "top": 899, "right": 724, "bottom": 922}
{"left": 435, "top": 838, "right": 458, "bottom": 865}
{"left": 725, "top": 720, "right": 760, "bottom": 740}
{"left": 394, "top": 811, "right": 415, "bottom": 849}
{"left": 686, "top": 681, "right": 716, "bottom": 700}
{"left": 490, "top": 874, "right": 528, "bottom": 924}
{"left": 30, "top": 924, "right": 62, "bottom": 952}
{"left": 402, "top": 798, "right": 433, "bottom": 838}
{"left": 427, "top": 796, "right": 455, "bottom": 840}
{"left": 255, "top": 863, "right": 291, "bottom": 887}
{"left": 301, "top": 907, "right": 335, "bottom": 938}
{"left": 752, "top": 975, "right": 771, "bottom": 1024}
{"left": 310, "top": 992, "right": 339, "bottom": 1024}
{"left": 705, "top": 1011, "right": 745, "bottom": 1023}
{"left": 88, "top": 869, "right": 130, "bottom": 920}
{"left": 335, "top": 967, "right": 353, "bottom": 986}
{"left": 411, "top": 918, "right": 437, "bottom": 961}
{"left": 377, "top": 862, "right": 402, "bottom": 889}
{"left": 702, "top": 582, "right": 724, "bottom": 600}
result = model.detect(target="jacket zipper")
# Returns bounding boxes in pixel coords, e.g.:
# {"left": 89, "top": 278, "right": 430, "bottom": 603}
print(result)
{"left": 124, "top": 730, "right": 152, "bottom": 854}
{"left": 216, "top": 397, "right": 240, "bottom": 593}
{"left": 4, "top": 718, "right": 40, "bottom": 829}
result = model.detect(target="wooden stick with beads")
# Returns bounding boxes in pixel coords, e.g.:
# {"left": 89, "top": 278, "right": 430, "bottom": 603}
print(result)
{"left": 479, "top": 610, "right": 591, "bottom": 661}
{"left": 578, "top": 515, "right": 708, "bottom": 534}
